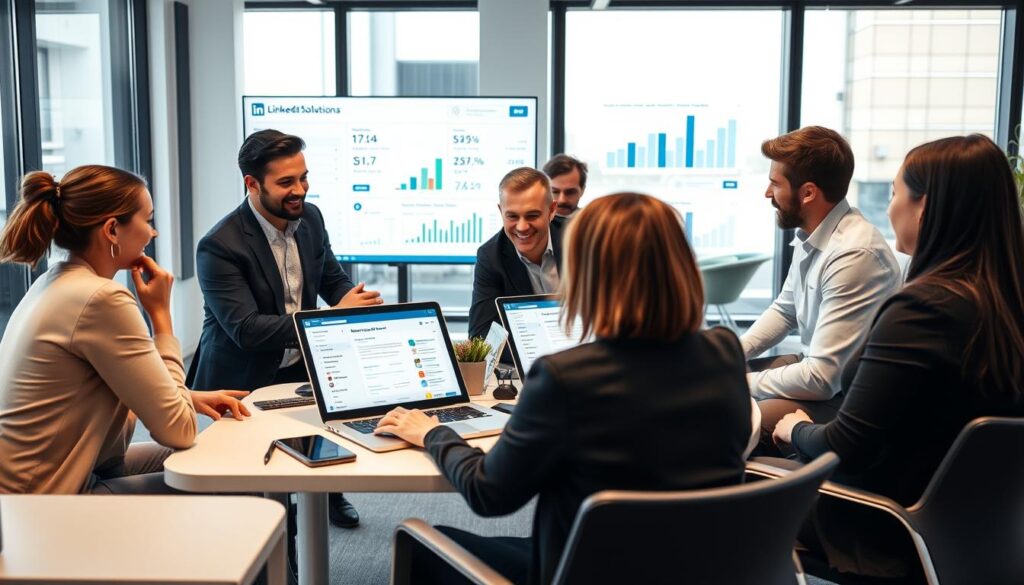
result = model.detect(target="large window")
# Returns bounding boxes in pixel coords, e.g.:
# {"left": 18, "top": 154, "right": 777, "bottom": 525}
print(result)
{"left": 244, "top": 10, "right": 336, "bottom": 96}
{"left": 35, "top": 0, "right": 118, "bottom": 176}
{"left": 802, "top": 8, "right": 1002, "bottom": 244}
{"left": 348, "top": 11, "right": 480, "bottom": 315}
{"left": 564, "top": 10, "right": 784, "bottom": 315}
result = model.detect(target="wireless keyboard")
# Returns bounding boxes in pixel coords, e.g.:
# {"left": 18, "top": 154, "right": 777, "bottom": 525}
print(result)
{"left": 253, "top": 396, "right": 316, "bottom": 411}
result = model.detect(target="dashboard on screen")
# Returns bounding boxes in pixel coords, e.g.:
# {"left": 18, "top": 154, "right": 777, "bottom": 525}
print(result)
{"left": 242, "top": 96, "right": 538, "bottom": 264}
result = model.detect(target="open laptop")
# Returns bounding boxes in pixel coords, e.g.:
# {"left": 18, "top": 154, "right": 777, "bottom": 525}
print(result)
{"left": 294, "top": 302, "right": 510, "bottom": 452}
{"left": 495, "top": 294, "right": 585, "bottom": 380}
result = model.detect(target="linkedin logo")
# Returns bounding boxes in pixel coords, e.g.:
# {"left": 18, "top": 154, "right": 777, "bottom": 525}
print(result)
{"left": 251, "top": 102, "right": 266, "bottom": 116}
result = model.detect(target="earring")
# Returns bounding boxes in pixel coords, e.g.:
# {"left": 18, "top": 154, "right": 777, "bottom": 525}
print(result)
{"left": 110, "top": 243, "right": 121, "bottom": 259}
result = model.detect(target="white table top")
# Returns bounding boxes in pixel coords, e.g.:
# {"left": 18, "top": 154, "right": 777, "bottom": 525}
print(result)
{"left": 165, "top": 383, "right": 513, "bottom": 494}
{"left": 0, "top": 495, "right": 284, "bottom": 584}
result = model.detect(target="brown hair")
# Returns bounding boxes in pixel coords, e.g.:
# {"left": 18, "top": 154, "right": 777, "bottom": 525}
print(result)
{"left": 0, "top": 165, "right": 147, "bottom": 267}
{"left": 543, "top": 154, "right": 589, "bottom": 190}
{"left": 498, "top": 167, "right": 552, "bottom": 205}
{"left": 902, "top": 135, "right": 1024, "bottom": 400}
{"left": 238, "top": 129, "right": 306, "bottom": 184}
{"left": 561, "top": 193, "right": 704, "bottom": 341}
{"left": 761, "top": 126, "right": 854, "bottom": 203}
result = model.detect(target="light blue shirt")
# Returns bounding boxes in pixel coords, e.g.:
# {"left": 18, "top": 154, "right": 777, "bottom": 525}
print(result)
{"left": 741, "top": 199, "right": 902, "bottom": 400}
{"left": 248, "top": 199, "right": 304, "bottom": 369}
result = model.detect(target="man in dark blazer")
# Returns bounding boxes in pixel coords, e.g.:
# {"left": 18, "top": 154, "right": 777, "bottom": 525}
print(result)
{"left": 468, "top": 167, "right": 565, "bottom": 346}
{"left": 190, "top": 129, "right": 381, "bottom": 529}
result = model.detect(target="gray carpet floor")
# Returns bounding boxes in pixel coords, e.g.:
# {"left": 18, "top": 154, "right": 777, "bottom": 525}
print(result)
{"left": 318, "top": 492, "right": 839, "bottom": 585}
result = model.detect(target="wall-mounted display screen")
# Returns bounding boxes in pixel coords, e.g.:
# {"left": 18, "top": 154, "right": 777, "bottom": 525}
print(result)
{"left": 242, "top": 96, "right": 538, "bottom": 263}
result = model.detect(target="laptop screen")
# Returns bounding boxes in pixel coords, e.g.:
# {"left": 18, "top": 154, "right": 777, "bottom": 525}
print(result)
{"left": 499, "top": 298, "right": 584, "bottom": 377}
{"left": 298, "top": 307, "right": 464, "bottom": 415}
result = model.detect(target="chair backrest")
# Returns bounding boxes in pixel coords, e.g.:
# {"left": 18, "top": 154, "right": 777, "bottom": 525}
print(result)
{"left": 909, "top": 417, "right": 1024, "bottom": 585}
{"left": 551, "top": 453, "right": 839, "bottom": 585}
{"left": 700, "top": 253, "right": 772, "bottom": 305}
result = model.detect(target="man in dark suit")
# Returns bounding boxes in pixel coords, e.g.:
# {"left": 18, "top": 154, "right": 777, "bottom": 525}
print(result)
{"left": 468, "top": 167, "right": 565, "bottom": 344}
{"left": 190, "top": 129, "right": 381, "bottom": 529}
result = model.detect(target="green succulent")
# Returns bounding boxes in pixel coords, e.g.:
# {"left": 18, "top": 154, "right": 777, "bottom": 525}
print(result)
{"left": 1009, "top": 124, "right": 1024, "bottom": 210}
{"left": 453, "top": 337, "right": 491, "bottom": 363}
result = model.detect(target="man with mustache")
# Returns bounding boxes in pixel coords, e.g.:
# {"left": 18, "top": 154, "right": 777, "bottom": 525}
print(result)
{"left": 543, "top": 154, "right": 588, "bottom": 219}
{"left": 468, "top": 167, "right": 565, "bottom": 350}
{"left": 190, "top": 129, "right": 381, "bottom": 529}
{"left": 742, "top": 126, "right": 901, "bottom": 451}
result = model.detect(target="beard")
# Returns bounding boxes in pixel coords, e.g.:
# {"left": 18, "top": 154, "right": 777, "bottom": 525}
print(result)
{"left": 259, "top": 185, "right": 304, "bottom": 222}
{"left": 773, "top": 194, "right": 803, "bottom": 229}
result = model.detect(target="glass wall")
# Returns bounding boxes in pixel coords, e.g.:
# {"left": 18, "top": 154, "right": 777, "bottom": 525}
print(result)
{"left": 244, "top": 10, "right": 336, "bottom": 96}
{"left": 0, "top": 103, "right": 10, "bottom": 334}
{"left": 35, "top": 0, "right": 118, "bottom": 176}
{"left": 801, "top": 8, "right": 1002, "bottom": 245}
{"left": 348, "top": 11, "right": 480, "bottom": 314}
{"left": 563, "top": 10, "right": 784, "bottom": 315}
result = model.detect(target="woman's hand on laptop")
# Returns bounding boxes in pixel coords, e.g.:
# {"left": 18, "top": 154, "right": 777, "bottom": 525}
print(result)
{"left": 190, "top": 390, "right": 252, "bottom": 421}
{"left": 375, "top": 407, "right": 440, "bottom": 447}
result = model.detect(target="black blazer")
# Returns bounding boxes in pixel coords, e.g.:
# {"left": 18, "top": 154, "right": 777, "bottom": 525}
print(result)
{"left": 189, "top": 201, "right": 354, "bottom": 391}
{"left": 467, "top": 217, "right": 566, "bottom": 341}
{"left": 424, "top": 327, "right": 751, "bottom": 585}
{"left": 792, "top": 284, "right": 1024, "bottom": 505}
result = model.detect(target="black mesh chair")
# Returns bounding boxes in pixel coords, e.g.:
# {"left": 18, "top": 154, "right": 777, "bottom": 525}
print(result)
{"left": 391, "top": 452, "right": 838, "bottom": 585}
{"left": 747, "top": 417, "right": 1024, "bottom": 585}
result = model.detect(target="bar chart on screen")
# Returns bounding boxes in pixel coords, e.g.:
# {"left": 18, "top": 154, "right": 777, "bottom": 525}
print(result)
{"left": 242, "top": 96, "right": 537, "bottom": 263}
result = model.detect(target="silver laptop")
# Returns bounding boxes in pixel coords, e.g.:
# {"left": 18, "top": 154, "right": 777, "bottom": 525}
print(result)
{"left": 495, "top": 294, "right": 585, "bottom": 380}
{"left": 294, "top": 302, "right": 510, "bottom": 452}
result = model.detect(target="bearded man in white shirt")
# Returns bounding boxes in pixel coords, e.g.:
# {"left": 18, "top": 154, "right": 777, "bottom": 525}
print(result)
{"left": 743, "top": 126, "right": 901, "bottom": 450}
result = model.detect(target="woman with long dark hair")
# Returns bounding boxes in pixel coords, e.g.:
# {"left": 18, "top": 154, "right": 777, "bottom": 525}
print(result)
{"left": 0, "top": 165, "right": 249, "bottom": 494}
{"left": 774, "top": 134, "right": 1024, "bottom": 580}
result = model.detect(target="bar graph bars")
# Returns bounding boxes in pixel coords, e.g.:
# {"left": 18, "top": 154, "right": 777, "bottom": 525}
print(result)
{"left": 406, "top": 213, "right": 485, "bottom": 245}
{"left": 605, "top": 116, "right": 737, "bottom": 170}
{"left": 691, "top": 216, "right": 736, "bottom": 249}
{"left": 400, "top": 158, "right": 443, "bottom": 190}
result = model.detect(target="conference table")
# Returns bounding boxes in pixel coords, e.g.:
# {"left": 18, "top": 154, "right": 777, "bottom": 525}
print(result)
{"left": 0, "top": 494, "right": 286, "bottom": 584}
{"left": 164, "top": 383, "right": 511, "bottom": 585}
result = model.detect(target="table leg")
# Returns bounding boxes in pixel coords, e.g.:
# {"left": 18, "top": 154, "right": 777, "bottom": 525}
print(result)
{"left": 266, "top": 526, "right": 288, "bottom": 585}
{"left": 297, "top": 492, "right": 329, "bottom": 585}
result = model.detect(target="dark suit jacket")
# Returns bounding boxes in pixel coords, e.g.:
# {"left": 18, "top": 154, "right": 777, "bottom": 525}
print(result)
{"left": 467, "top": 217, "right": 566, "bottom": 342}
{"left": 424, "top": 327, "right": 751, "bottom": 585}
{"left": 189, "top": 201, "right": 354, "bottom": 391}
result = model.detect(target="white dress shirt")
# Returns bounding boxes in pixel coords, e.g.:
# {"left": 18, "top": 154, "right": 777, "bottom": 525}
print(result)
{"left": 741, "top": 199, "right": 901, "bottom": 401}
{"left": 248, "top": 199, "right": 304, "bottom": 369}
{"left": 516, "top": 232, "right": 560, "bottom": 294}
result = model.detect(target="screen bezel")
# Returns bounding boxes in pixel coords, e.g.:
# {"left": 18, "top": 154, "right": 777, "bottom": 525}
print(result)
{"left": 495, "top": 293, "right": 562, "bottom": 380}
{"left": 294, "top": 301, "right": 470, "bottom": 422}
{"left": 275, "top": 435, "right": 356, "bottom": 466}
{"left": 241, "top": 95, "right": 539, "bottom": 265}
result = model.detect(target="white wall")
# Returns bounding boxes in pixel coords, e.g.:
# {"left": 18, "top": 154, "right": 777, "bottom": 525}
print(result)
{"left": 148, "top": 0, "right": 244, "bottom": 357}
{"left": 478, "top": 0, "right": 549, "bottom": 163}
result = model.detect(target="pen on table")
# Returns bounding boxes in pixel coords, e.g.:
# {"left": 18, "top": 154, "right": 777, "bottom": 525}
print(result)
{"left": 264, "top": 441, "right": 277, "bottom": 465}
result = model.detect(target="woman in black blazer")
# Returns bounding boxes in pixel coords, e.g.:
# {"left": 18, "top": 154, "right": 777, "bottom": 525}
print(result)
{"left": 377, "top": 193, "right": 753, "bottom": 585}
{"left": 773, "top": 134, "right": 1024, "bottom": 581}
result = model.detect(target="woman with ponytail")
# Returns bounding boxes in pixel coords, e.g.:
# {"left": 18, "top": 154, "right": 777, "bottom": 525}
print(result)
{"left": 0, "top": 165, "right": 250, "bottom": 494}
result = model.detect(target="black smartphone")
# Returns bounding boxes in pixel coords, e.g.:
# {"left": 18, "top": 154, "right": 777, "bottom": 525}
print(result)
{"left": 275, "top": 435, "right": 357, "bottom": 467}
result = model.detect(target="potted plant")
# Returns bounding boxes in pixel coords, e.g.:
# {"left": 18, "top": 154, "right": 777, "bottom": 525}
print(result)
{"left": 453, "top": 337, "right": 492, "bottom": 396}
{"left": 1008, "top": 124, "right": 1024, "bottom": 210}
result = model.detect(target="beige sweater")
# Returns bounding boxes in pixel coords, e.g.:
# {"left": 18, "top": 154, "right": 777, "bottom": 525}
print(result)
{"left": 0, "top": 260, "right": 196, "bottom": 493}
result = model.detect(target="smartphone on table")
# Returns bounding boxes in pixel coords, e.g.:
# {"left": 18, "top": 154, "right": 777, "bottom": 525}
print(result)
{"left": 274, "top": 435, "right": 357, "bottom": 467}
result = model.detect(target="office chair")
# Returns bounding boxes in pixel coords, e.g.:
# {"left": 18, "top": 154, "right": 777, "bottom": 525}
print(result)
{"left": 747, "top": 417, "right": 1024, "bottom": 585}
{"left": 391, "top": 452, "right": 838, "bottom": 585}
{"left": 699, "top": 253, "right": 772, "bottom": 330}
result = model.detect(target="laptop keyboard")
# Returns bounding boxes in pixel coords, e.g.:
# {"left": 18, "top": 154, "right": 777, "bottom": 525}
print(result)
{"left": 343, "top": 406, "right": 491, "bottom": 435}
